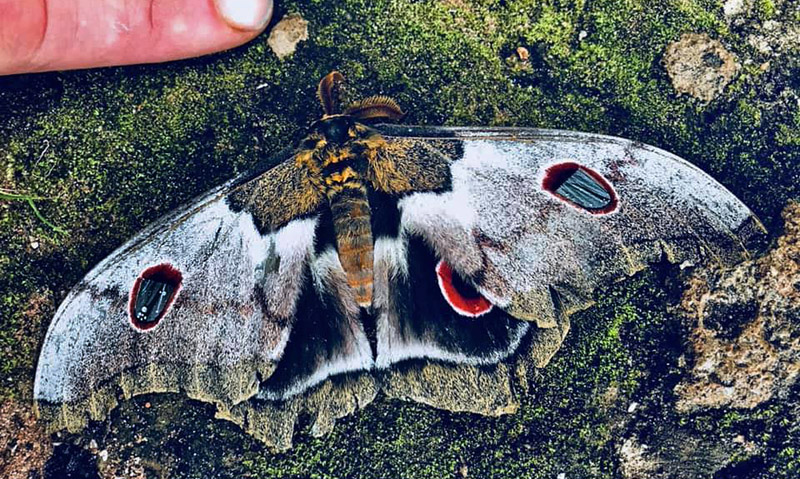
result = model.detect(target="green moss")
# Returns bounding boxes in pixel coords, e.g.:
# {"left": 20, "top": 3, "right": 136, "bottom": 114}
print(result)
{"left": 2, "top": 0, "right": 800, "bottom": 477}
{"left": 755, "top": 0, "right": 777, "bottom": 20}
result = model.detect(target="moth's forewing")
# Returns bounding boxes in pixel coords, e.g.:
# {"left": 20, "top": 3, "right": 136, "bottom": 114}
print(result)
{"left": 374, "top": 127, "right": 763, "bottom": 366}
{"left": 34, "top": 149, "right": 331, "bottom": 431}
{"left": 227, "top": 157, "right": 326, "bottom": 234}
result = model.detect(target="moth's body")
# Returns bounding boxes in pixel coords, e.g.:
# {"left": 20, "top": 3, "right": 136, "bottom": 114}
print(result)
{"left": 295, "top": 116, "right": 388, "bottom": 307}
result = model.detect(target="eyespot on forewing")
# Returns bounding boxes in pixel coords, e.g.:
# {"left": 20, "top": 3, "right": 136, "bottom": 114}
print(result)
{"left": 128, "top": 263, "right": 182, "bottom": 331}
{"left": 542, "top": 162, "right": 618, "bottom": 214}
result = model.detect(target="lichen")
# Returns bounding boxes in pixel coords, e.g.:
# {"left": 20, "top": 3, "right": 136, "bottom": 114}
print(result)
{"left": 675, "top": 201, "right": 800, "bottom": 412}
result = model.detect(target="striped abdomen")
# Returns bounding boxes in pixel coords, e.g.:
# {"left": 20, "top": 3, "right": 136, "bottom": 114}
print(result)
{"left": 326, "top": 170, "right": 374, "bottom": 308}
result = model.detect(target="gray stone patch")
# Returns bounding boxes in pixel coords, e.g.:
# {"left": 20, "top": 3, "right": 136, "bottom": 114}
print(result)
{"left": 675, "top": 201, "right": 800, "bottom": 412}
{"left": 268, "top": 13, "right": 310, "bottom": 60}
{"left": 663, "top": 33, "right": 740, "bottom": 103}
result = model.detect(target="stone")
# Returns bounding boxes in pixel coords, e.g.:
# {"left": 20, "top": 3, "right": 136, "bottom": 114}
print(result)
{"left": 617, "top": 427, "right": 742, "bottom": 479}
{"left": 663, "top": 33, "right": 740, "bottom": 103}
{"left": 268, "top": 13, "right": 309, "bottom": 60}
{"left": 505, "top": 47, "right": 533, "bottom": 73}
{"left": 723, "top": 0, "right": 746, "bottom": 18}
{"left": 619, "top": 437, "right": 657, "bottom": 479}
{"left": 747, "top": 18, "right": 800, "bottom": 58}
{"left": 674, "top": 202, "right": 800, "bottom": 412}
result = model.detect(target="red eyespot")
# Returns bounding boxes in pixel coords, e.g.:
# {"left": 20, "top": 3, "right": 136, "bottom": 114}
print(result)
{"left": 436, "top": 260, "right": 493, "bottom": 317}
{"left": 542, "top": 162, "right": 618, "bottom": 214}
{"left": 128, "top": 263, "right": 182, "bottom": 331}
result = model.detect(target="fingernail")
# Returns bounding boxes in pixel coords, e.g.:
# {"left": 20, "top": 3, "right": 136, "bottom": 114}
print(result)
{"left": 215, "top": 0, "right": 273, "bottom": 31}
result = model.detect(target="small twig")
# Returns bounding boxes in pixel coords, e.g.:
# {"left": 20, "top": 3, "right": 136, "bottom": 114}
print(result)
{"left": 33, "top": 139, "right": 50, "bottom": 168}
{"left": 25, "top": 198, "right": 68, "bottom": 234}
{"left": 33, "top": 139, "right": 60, "bottom": 179}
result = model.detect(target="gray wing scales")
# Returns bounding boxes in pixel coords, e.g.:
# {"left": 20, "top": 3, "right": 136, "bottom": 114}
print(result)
{"left": 375, "top": 127, "right": 764, "bottom": 366}
{"left": 33, "top": 159, "right": 355, "bottom": 432}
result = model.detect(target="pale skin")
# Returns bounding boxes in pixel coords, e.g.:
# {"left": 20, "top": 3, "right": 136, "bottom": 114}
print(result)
{"left": 0, "top": 0, "right": 273, "bottom": 75}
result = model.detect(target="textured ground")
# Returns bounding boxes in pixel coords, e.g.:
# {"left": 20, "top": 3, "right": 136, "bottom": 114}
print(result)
{"left": 1, "top": 0, "right": 799, "bottom": 478}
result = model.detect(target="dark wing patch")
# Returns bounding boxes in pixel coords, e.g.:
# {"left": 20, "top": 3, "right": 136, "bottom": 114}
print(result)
{"left": 368, "top": 190, "right": 402, "bottom": 238}
{"left": 228, "top": 158, "right": 325, "bottom": 234}
{"left": 542, "top": 162, "right": 618, "bottom": 214}
{"left": 129, "top": 263, "right": 183, "bottom": 330}
{"left": 376, "top": 236, "right": 530, "bottom": 367}
{"left": 435, "top": 259, "right": 494, "bottom": 318}
{"left": 258, "top": 263, "right": 372, "bottom": 400}
{"left": 313, "top": 208, "right": 338, "bottom": 256}
{"left": 366, "top": 138, "right": 453, "bottom": 196}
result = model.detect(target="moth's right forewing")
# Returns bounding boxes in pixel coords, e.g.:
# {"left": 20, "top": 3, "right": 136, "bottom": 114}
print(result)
{"left": 387, "top": 128, "right": 764, "bottom": 330}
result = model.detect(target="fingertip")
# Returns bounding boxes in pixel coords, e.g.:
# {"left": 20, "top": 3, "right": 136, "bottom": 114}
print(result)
{"left": 0, "top": 0, "right": 276, "bottom": 76}
{"left": 214, "top": 0, "right": 273, "bottom": 32}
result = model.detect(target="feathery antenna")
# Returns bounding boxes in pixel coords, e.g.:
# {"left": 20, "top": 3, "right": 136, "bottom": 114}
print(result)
{"left": 317, "top": 71, "right": 346, "bottom": 115}
{"left": 343, "top": 95, "right": 405, "bottom": 122}
{"left": 318, "top": 72, "right": 405, "bottom": 121}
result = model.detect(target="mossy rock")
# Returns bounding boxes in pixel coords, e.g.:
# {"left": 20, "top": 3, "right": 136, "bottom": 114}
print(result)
{"left": 1, "top": 0, "right": 798, "bottom": 478}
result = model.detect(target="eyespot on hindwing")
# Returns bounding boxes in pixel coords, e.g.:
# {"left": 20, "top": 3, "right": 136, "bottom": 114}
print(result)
{"left": 436, "top": 260, "right": 494, "bottom": 317}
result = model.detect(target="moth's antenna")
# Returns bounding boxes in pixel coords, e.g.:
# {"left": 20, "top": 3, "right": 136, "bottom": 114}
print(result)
{"left": 343, "top": 95, "right": 405, "bottom": 122}
{"left": 317, "top": 71, "right": 346, "bottom": 116}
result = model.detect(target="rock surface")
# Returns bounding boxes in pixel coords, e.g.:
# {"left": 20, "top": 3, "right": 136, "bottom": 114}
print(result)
{"left": 663, "top": 33, "right": 740, "bottom": 103}
{"left": 617, "top": 425, "right": 745, "bottom": 479}
{"left": 0, "top": 400, "right": 52, "bottom": 479}
{"left": 612, "top": 203, "right": 800, "bottom": 479}
{"left": 675, "top": 202, "right": 800, "bottom": 411}
{"left": 268, "top": 14, "right": 309, "bottom": 60}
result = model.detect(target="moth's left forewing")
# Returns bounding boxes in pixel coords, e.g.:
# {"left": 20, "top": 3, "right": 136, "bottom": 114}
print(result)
{"left": 34, "top": 154, "right": 329, "bottom": 434}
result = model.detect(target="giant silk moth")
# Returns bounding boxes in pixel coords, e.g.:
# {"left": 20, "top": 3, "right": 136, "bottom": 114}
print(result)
{"left": 34, "top": 72, "right": 764, "bottom": 449}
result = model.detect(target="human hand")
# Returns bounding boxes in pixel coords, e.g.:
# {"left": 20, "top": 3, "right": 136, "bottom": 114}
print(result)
{"left": 0, "top": 0, "right": 273, "bottom": 75}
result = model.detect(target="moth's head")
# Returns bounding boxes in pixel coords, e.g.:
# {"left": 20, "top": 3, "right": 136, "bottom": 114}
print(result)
{"left": 309, "top": 115, "right": 358, "bottom": 145}
{"left": 315, "top": 71, "right": 405, "bottom": 132}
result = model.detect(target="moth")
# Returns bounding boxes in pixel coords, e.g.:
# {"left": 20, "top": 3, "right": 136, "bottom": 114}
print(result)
{"left": 35, "top": 72, "right": 764, "bottom": 449}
